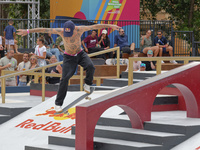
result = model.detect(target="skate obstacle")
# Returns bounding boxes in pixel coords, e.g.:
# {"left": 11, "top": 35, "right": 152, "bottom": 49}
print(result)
{"left": 76, "top": 62, "right": 200, "bottom": 150}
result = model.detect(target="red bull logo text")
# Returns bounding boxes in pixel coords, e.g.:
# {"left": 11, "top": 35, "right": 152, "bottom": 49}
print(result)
{"left": 36, "top": 107, "right": 76, "bottom": 120}
{"left": 65, "top": 28, "right": 71, "bottom": 32}
{"left": 15, "top": 119, "right": 75, "bottom": 134}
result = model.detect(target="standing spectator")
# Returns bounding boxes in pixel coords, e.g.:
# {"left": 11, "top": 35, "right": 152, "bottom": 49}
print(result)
{"left": 0, "top": 49, "right": 17, "bottom": 86}
{"left": 82, "top": 30, "right": 105, "bottom": 59}
{"left": 34, "top": 37, "right": 47, "bottom": 66}
{"left": 142, "top": 50, "right": 156, "bottom": 71}
{"left": 55, "top": 36, "right": 65, "bottom": 61}
{"left": 125, "top": 52, "right": 141, "bottom": 72}
{"left": 154, "top": 30, "right": 177, "bottom": 64}
{"left": 4, "top": 19, "right": 16, "bottom": 51}
{"left": 17, "top": 52, "right": 31, "bottom": 86}
{"left": 44, "top": 33, "right": 61, "bottom": 61}
{"left": 98, "top": 29, "right": 112, "bottom": 58}
{"left": 46, "top": 55, "right": 62, "bottom": 84}
{"left": 13, "top": 39, "right": 21, "bottom": 54}
{"left": 114, "top": 28, "right": 135, "bottom": 57}
{"left": 140, "top": 30, "right": 159, "bottom": 57}
{"left": 0, "top": 35, "right": 4, "bottom": 58}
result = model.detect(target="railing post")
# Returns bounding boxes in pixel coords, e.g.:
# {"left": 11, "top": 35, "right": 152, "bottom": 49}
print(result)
{"left": 156, "top": 60, "right": 162, "bottom": 75}
{"left": 184, "top": 60, "right": 189, "bottom": 65}
{"left": 1, "top": 70, "right": 6, "bottom": 103}
{"left": 128, "top": 57, "right": 133, "bottom": 86}
{"left": 80, "top": 66, "right": 84, "bottom": 91}
{"left": 116, "top": 47, "right": 120, "bottom": 78}
{"left": 42, "top": 68, "right": 45, "bottom": 102}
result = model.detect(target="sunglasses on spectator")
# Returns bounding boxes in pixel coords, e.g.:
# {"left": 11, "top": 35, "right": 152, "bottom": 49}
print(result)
{"left": 30, "top": 58, "right": 36, "bottom": 60}
{"left": 157, "top": 34, "right": 162, "bottom": 35}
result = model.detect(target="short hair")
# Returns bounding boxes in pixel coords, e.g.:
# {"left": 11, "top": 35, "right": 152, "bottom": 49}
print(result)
{"left": 7, "top": 49, "right": 14, "bottom": 53}
{"left": 23, "top": 51, "right": 29, "bottom": 56}
{"left": 157, "top": 30, "right": 163, "bottom": 34}
{"left": 8, "top": 19, "right": 14, "bottom": 24}
{"left": 38, "top": 36, "right": 45, "bottom": 44}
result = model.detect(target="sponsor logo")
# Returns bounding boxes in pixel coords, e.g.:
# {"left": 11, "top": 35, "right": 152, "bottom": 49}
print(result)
{"left": 15, "top": 119, "right": 75, "bottom": 134}
{"left": 36, "top": 107, "right": 76, "bottom": 120}
{"left": 106, "top": 0, "right": 122, "bottom": 12}
{"left": 65, "top": 28, "right": 71, "bottom": 32}
{"left": 196, "top": 146, "right": 200, "bottom": 150}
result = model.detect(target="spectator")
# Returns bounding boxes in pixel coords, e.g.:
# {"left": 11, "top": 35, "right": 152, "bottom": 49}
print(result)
{"left": 140, "top": 30, "right": 159, "bottom": 57}
{"left": 125, "top": 52, "right": 141, "bottom": 72}
{"left": 0, "top": 49, "right": 17, "bottom": 86}
{"left": 55, "top": 36, "right": 65, "bottom": 54}
{"left": 114, "top": 28, "right": 135, "bottom": 57}
{"left": 82, "top": 30, "right": 105, "bottom": 59}
{"left": 17, "top": 52, "right": 31, "bottom": 86}
{"left": 0, "top": 35, "right": 4, "bottom": 58}
{"left": 98, "top": 29, "right": 112, "bottom": 58}
{"left": 27, "top": 55, "right": 39, "bottom": 85}
{"left": 4, "top": 19, "right": 16, "bottom": 51}
{"left": 46, "top": 55, "right": 62, "bottom": 84}
{"left": 154, "top": 30, "right": 177, "bottom": 64}
{"left": 44, "top": 33, "right": 61, "bottom": 61}
{"left": 140, "top": 63, "right": 146, "bottom": 71}
{"left": 14, "top": 39, "right": 21, "bottom": 54}
{"left": 142, "top": 50, "right": 156, "bottom": 71}
{"left": 34, "top": 36, "right": 47, "bottom": 66}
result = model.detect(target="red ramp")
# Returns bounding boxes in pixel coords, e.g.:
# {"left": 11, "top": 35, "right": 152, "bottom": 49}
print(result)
{"left": 76, "top": 62, "right": 200, "bottom": 150}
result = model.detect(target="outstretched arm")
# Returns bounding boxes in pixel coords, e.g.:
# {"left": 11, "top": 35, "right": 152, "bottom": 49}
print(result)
{"left": 79, "top": 24, "right": 121, "bottom": 33}
{"left": 17, "top": 28, "right": 63, "bottom": 36}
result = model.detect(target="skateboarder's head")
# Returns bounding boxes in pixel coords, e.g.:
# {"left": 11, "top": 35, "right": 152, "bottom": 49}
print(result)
{"left": 63, "top": 20, "right": 75, "bottom": 37}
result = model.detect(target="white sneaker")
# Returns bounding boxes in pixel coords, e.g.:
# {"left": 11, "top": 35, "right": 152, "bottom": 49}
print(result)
{"left": 55, "top": 105, "right": 63, "bottom": 113}
{"left": 84, "top": 84, "right": 90, "bottom": 93}
{"left": 170, "top": 60, "right": 178, "bottom": 64}
{"left": 161, "top": 60, "right": 165, "bottom": 63}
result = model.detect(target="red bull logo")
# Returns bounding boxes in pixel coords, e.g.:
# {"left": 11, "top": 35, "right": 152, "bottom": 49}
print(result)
{"left": 36, "top": 107, "right": 76, "bottom": 120}
{"left": 65, "top": 28, "right": 71, "bottom": 32}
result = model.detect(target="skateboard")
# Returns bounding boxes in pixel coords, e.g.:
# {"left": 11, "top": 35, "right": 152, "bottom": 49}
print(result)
{"left": 54, "top": 87, "right": 95, "bottom": 115}
{"left": 106, "top": 58, "right": 128, "bottom": 65}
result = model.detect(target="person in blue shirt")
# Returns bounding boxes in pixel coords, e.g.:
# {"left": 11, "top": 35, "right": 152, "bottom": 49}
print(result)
{"left": 154, "top": 30, "right": 177, "bottom": 64}
{"left": 114, "top": 28, "right": 135, "bottom": 57}
{"left": 4, "top": 19, "right": 16, "bottom": 51}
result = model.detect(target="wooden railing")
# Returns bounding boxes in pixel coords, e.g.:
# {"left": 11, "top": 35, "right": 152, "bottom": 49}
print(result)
{"left": 128, "top": 57, "right": 200, "bottom": 86}
{"left": 0, "top": 47, "right": 120, "bottom": 103}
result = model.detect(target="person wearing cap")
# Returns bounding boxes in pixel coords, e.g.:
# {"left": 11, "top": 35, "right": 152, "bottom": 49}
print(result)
{"left": 17, "top": 20, "right": 120, "bottom": 113}
{"left": 98, "top": 29, "right": 112, "bottom": 58}
{"left": 142, "top": 50, "right": 156, "bottom": 71}
{"left": 154, "top": 30, "right": 177, "bottom": 64}
{"left": 114, "top": 28, "right": 135, "bottom": 57}
{"left": 140, "top": 63, "right": 146, "bottom": 71}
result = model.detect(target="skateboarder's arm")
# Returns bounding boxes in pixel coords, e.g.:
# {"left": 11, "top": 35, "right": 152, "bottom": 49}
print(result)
{"left": 17, "top": 28, "right": 63, "bottom": 36}
{"left": 79, "top": 24, "right": 121, "bottom": 33}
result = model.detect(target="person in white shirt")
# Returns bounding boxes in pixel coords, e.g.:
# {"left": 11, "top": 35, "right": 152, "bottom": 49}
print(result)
{"left": 17, "top": 51, "right": 31, "bottom": 86}
{"left": 34, "top": 37, "right": 46, "bottom": 66}
{"left": 125, "top": 52, "right": 141, "bottom": 72}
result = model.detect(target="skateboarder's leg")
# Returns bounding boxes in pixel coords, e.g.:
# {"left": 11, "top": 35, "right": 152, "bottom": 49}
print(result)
{"left": 55, "top": 55, "right": 78, "bottom": 106}
{"left": 78, "top": 51, "right": 95, "bottom": 86}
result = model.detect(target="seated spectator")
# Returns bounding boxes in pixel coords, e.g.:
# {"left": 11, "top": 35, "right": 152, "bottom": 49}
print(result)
{"left": 140, "top": 63, "right": 146, "bottom": 71}
{"left": 142, "top": 50, "right": 156, "bottom": 71}
{"left": 140, "top": 30, "right": 159, "bottom": 57}
{"left": 98, "top": 29, "right": 112, "bottom": 58}
{"left": 114, "top": 28, "right": 135, "bottom": 57}
{"left": 0, "top": 35, "right": 4, "bottom": 58}
{"left": 44, "top": 33, "right": 61, "bottom": 61}
{"left": 0, "top": 49, "right": 17, "bottom": 86}
{"left": 17, "top": 52, "right": 31, "bottom": 86}
{"left": 46, "top": 55, "right": 62, "bottom": 84}
{"left": 33, "top": 36, "right": 47, "bottom": 66}
{"left": 125, "top": 52, "right": 141, "bottom": 72}
{"left": 27, "top": 55, "right": 40, "bottom": 85}
{"left": 81, "top": 30, "right": 106, "bottom": 59}
{"left": 154, "top": 30, "right": 177, "bottom": 64}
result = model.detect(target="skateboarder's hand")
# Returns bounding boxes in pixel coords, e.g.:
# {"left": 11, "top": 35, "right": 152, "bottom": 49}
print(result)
{"left": 112, "top": 25, "right": 121, "bottom": 31}
{"left": 17, "top": 29, "right": 28, "bottom": 36}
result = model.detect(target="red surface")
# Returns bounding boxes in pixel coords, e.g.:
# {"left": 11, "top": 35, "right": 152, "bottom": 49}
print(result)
{"left": 75, "top": 63, "right": 200, "bottom": 150}
{"left": 30, "top": 90, "right": 56, "bottom": 97}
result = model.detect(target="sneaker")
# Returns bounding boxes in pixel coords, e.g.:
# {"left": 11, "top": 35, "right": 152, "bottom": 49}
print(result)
{"left": 55, "top": 105, "right": 63, "bottom": 113}
{"left": 170, "top": 60, "right": 178, "bottom": 64}
{"left": 161, "top": 60, "right": 165, "bottom": 63}
{"left": 84, "top": 84, "right": 90, "bottom": 93}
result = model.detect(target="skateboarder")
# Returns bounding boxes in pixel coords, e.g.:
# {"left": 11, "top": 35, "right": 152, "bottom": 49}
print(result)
{"left": 17, "top": 20, "right": 121, "bottom": 113}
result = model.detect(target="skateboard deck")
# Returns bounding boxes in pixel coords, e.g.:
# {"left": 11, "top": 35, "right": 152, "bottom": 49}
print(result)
{"left": 54, "top": 87, "right": 95, "bottom": 115}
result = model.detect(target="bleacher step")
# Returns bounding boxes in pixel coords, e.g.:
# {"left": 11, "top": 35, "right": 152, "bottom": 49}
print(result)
{"left": 25, "top": 144, "right": 75, "bottom": 150}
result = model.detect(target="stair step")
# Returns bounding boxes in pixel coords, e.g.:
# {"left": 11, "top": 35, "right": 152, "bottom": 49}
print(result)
{"left": 94, "top": 86, "right": 119, "bottom": 91}
{"left": 121, "top": 71, "right": 156, "bottom": 79}
{"left": 0, "top": 114, "right": 10, "bottom": 124}
{"left": 25, "top": 144, "right": 75, "bottom": 150}
{"left": 49, "top": 135, "right": 163, "bottom": 150}
{"left": 102, "top": 78, "right": 142, "bottom": 87}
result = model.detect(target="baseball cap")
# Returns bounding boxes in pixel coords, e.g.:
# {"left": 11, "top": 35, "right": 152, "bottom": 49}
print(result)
{"left": 102, "top": 29, "right": 107, "bottom": 34}
{"left": 63, "top": 20, "right": 75, "bottom": 37}
{"left": 147, "top": 50, "right": 153, "bottom": 55}
{"left": 140, "top": 63, "right": 146, "bottom": 67}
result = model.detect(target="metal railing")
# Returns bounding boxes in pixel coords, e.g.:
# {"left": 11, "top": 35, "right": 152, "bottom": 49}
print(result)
{"left": 0, "top": 47, "right": 120, "bottom": 103}
{"left": 127, "top": 57, "right": 200, "bottom": 86}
